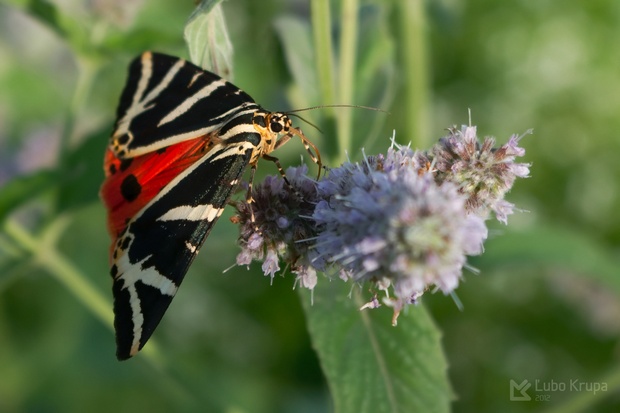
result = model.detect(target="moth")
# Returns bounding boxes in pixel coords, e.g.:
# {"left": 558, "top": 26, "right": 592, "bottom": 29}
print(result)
{"left": 101, "top": 51, "right": 319, "bottom": 360}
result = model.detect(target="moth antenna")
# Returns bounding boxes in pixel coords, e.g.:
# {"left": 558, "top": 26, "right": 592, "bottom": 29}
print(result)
{"left": 285, "top": 104, "right": 387, "bottom": 141}
{"left": 286, "top": 104, "right": 389, "bottom": 114}
{"left": 287, "top": 113, "right": 323, "bottom": 134}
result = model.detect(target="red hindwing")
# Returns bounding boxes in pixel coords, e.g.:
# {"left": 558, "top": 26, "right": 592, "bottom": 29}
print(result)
{"left": 100, "top": 135, "right": 213, "bottom": 260}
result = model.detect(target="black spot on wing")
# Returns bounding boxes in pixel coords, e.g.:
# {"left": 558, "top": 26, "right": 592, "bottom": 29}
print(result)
{"left": 117, "top": 134, "right": 130, "bottom": 145}
{"left": 112, "top": 132, "right": 258, "bottom": 360}
{"left": 120, "top": 174, "right": 141, "bottom": 202}
{"left": 120, "top": 236, "right": 131, "bottom": 250}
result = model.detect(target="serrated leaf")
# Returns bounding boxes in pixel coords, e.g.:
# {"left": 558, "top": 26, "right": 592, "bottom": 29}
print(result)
{"left": 184, "top": 0, "right": 234, "bottom": 78}
{"left": 300, "top": 280, "right": 452, "bottom": 413}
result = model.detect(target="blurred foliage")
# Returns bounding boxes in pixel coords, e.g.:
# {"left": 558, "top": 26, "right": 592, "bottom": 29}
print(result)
{"left": 0, "top": 0, "right": 619, "bottom": 412}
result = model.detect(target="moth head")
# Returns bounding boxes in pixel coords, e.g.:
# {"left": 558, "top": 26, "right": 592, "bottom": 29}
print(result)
{"left": 252, "top": 111, "right": 290, "bottom": 134}
{"left": 266, "top": 112, "right": 292, "bottom": 134}
{"left": 252, "top": 110, "right": 322, "bottom": 178}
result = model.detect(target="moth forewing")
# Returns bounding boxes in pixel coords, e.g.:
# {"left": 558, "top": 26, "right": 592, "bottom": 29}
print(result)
{"left": 103, "top": 51, "right": 322, "bottom": 360}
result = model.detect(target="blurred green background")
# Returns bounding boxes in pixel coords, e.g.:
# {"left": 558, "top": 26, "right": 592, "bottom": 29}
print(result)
{"left": 0, "top": 0, "right": 619, "bottom": 412}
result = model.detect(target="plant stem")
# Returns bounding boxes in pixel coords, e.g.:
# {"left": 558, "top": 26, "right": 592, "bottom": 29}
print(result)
{"left": 400, "top": 0, "right": 430, "bottom": 148}
{"left": 337, "top": 0, "right": 359, "bottom": 161}
{"left": 311, "top": 0, "right": 339, "bottom": 162}
{"left": 4, "top": 218, "right": 112, "bottom": 326}
{"left": 311, "top": 0, "right": 336, "bottom": 106}
{"left": 2, "top": 218, "right": 170, "bottom": 366}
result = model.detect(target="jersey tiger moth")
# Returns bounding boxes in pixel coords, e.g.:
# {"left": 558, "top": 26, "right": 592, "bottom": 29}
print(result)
{"left": 100, "top": 51, "right": 320, "bottom": 360}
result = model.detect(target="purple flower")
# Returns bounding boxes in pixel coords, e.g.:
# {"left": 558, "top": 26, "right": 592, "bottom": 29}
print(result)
{"left": 230, "top": 124, "right": 530, "bottom": 323}
{"left": 294, "top": 265, "right": 317, "bottom": 290}
{"left": 428, "top": 125, "right": 531, "bottom": 223}
{"left": 312, "top": 144, "right": 488, "bottom": 320}
{"left": 261, "top": 248, "right": 281, "bottom": 281}
{"left": 233, "top": 164, "right": 320, "bottom": 288}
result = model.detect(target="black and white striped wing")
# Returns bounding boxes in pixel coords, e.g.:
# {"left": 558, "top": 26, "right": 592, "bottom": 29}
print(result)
{"left": 111, "top": 51, "right": 259, "bottom": 158}
{"left": 102, "top": 52, "right": 264, "bottom": 360}
{"left": 111, "top": 138, "right": 258, "bottom": 360}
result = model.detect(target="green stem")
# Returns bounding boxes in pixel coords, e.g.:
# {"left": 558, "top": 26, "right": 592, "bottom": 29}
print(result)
{"left": 5, "top": 219, "right": 112, "bottom": 326}
{"left": 311, "top": 0, "right": 339, "bottom": 162}
{"left": 337, "top": 0, "right": 358, "bottom": 161}
{"left": 2, "top": 218, "right": 169, "bottom": 367}
{"left": 3, "top": 217, "right": 218, "bottom": 406}
{"left": 311, "top": 0, "right": 336, "bottom": 106}
{"left": 400, "top": 0, "right": 430, "bottom": 148}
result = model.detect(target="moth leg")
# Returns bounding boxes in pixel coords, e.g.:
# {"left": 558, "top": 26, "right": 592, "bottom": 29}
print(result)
{"left": 262, "top": 153, "right": 302, "bottom": 199}
{"left": 284, "top": 128, "right": 322, "bottom": 179}
{"left": 273, "top": 133, "right": 291, "bottom": 150}
{"left": 300, "top": 135, "right": 321, "bottom": 167}
{"left": 246, "top": 163, "right": 258, "bottom": 226}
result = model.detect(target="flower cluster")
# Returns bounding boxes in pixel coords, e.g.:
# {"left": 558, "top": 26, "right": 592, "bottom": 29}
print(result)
{"left": 233, "top": 165, "right": 320, "bottom": 289}
{"left": 231, "top": 126, "right": 530, "bottom": 322}
{"left": 420, "top": 125, "right": 531, "bottom": 223}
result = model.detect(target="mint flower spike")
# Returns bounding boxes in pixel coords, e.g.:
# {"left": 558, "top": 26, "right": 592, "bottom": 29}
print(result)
{"left": 232, "top": 164, "right": 320, "bottom": 286}
{"left": 313, "top": 143, "right": 488, "bottom": 323}
{"left": 231, "top": 125, "right": 529, "bottom": 325}
{"left": 429, "top": 125, "right": 531, "bottom": 224}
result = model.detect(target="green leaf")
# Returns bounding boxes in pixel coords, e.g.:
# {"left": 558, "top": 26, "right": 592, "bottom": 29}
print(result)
{"left": 3, "top": 0, "right": 66, "bottom": 37}
{"left": 353, "top": 4, "right": 396, "bottom": 149}
{"left": 100, "top": 28, "right": 184, "bottom": 55}
{"left": 0, "top": 127, "right": 107, "bottom": 224}
{"left": 184, "top": 0, "right": 234, "bottom": 78}
{"left": 274, "top": 16, "right": 320, "bottom": 108}
{"left": 275, "top": 14, "right": 338, "bottom": 164}
{"left": 56, "top": 129, "right": 108, "bottom": 213}
{"left": 300, "top": 280, "right": 452, "bottom": 413}
{"left": 0, "top": 169, "right": 58, "bottom": 223}
{"left": 474, "top": 225, "right": 620, "bottom": 293}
